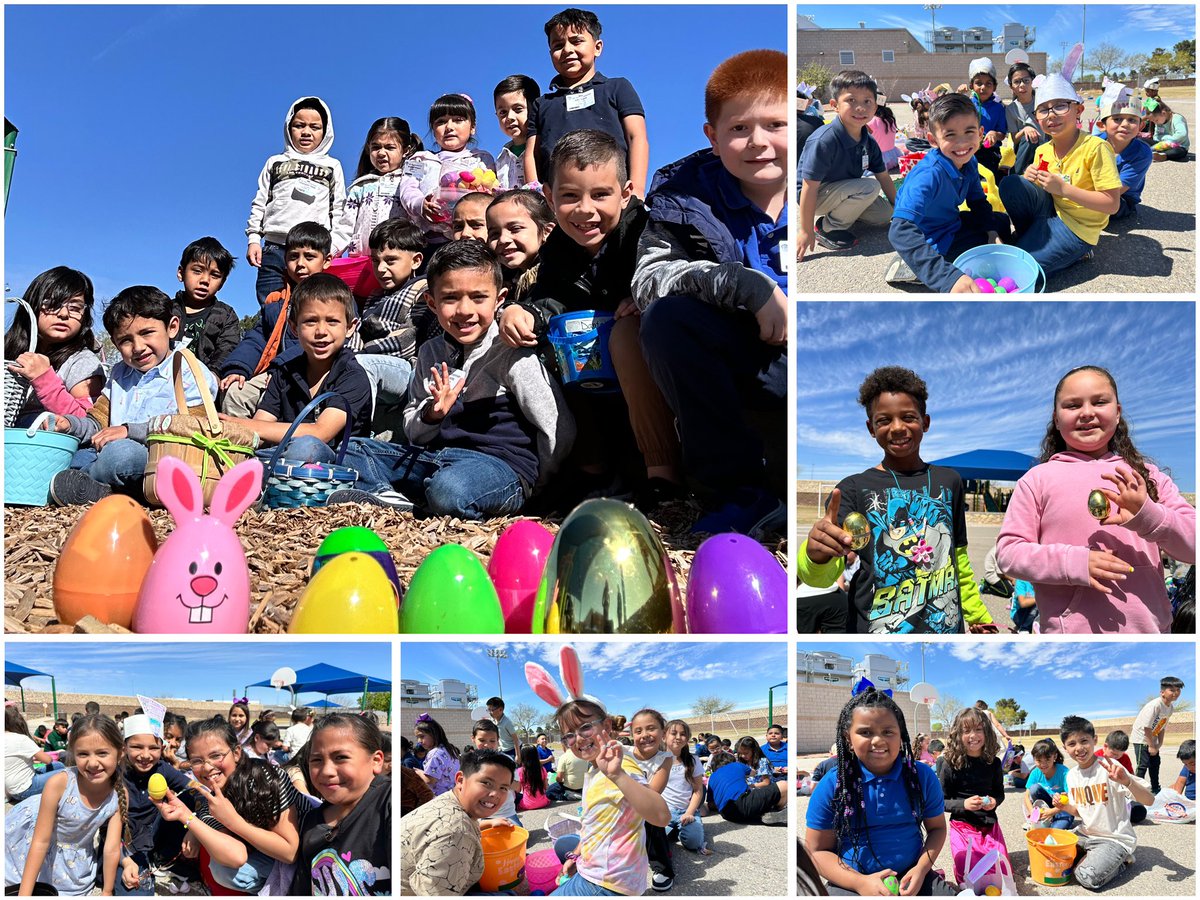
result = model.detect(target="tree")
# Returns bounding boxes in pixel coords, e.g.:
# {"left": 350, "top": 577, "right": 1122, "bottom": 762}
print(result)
{"left": 1089, "top": 43, "right": 1127, "bottom": 80}
{"left": 796, "top": 62, "right": 835, "bottom": 101}
{"left": 931, "top": 693, "right": 965, "bottom": 731}
{"left": 691, "top": 695, "right": 737, "bottom": 733}
{"left": 508, "top": 702, "right": 544, "bottom": 740}
{"left": 1125, "top": 53, "right": 1149, "bottom": 79}
{"left": 994, "top": 698, "right": 1028, "bottom": 728}
{"left": 1146, "top": 48, "right": 1175, "bottom": 78}
{"left": 1140, "top": 694, "right": 1194, "bottom": 714}
{"left": 239, "top": 312, "right": 261, "bottom": 332}
{"left": 1174, "top": 39, "right": 1195, "bottom": 74}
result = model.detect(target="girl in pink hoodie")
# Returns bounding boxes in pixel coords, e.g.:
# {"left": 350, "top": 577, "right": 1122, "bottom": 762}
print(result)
{"left": 997, "top": 366, "right": 1195, "bottom": 633}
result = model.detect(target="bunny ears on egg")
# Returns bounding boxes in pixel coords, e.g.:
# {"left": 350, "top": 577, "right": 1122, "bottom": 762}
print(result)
{"left": 524, "top": 646, "right": 606, "bottom": 714}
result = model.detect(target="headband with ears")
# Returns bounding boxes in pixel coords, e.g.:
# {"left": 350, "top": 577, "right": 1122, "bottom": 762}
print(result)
{"left": 524, "top": 646, "right": 607, "bottom": 714}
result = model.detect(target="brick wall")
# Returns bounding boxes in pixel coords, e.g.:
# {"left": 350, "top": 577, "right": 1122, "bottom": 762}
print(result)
{"left": 797, "top": 683, "right": 931, "bottom": 754}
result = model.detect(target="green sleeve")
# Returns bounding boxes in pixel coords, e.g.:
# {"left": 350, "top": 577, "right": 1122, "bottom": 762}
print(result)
{"left": 797, "top": 539, "right": 845, "bottom": 589}
{"left": 957, "top": 546, "right": 991, "bottom": 625}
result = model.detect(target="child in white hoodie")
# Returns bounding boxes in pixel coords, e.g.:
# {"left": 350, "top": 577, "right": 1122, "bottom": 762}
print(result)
{"left": 245, "top": 96, "right": 346, "bottom": 305}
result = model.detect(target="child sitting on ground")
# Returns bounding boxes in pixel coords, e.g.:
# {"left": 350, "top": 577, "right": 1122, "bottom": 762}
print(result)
{"left": 969, "top": 58, "right": 1008, "bottom": 179}
{"left": 486, "top": 189, "right": 555, "bottom": 304}
{"left": 48, "top": 287, "right": 217, "bottom": 506}
{"left": 735, "top": 736, "right": 773, "bottom": 787}
{"left": 1023, "top": 738, "right": 1074, "bottom": 831}
{"left": 634, "top": 48, "right": 788, "bottom": 533}
{"left": 1005, "top": 61, "right": 1043, "bottom": 176}
{"left": 1060, "top": 715, "right": 1155, "bottom": 890}
{"left": 886, "top": 92, "right": 1011, "bottom": 292}
{"left": 170, "top": 237, "right": 242, "bottom": 378}
{"left": 1171, "top": 739, "right": 1195, "bottom": 800}
{"left": 762, "top": 724, "right": 788, "bottom": 776}
{"left": 707, "top": 750, "right": 786, "bottom": 825}
{"left": 938, "top": 707, "right": 1007, "bottom": 883}
{"left": 1098, "top": 89, "right": 1152, "bottom": 220}
{"left": 1097, "top": 730, "right": 1147, "bottom": 823}
{"left": 1146, "top": 100, "right": 1190, "bottom": 161}
{"left": 220, "top": 222, "right": 334, "bottom": 417}
{"left": 798, "top": 70, "right": 896, "bottom": 258}
{"left": 400, "top": 748, "right": 515, "bottom": 895}
{"left": 516, "top": 746, "right": 551, "bottom": 812}
{"left": 470, "top": 720, "right": 521, "bottom": 825}
{"left": 331, "top": 241, "right": 574, "bottom": 519}
{"left": 494, "top": 75, "right": 540, "bottom": 190}
{"left": 220, "top": 274, "right": 373, "bottom": 464}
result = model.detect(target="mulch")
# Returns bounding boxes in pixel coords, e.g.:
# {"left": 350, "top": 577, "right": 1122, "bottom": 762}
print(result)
{"left": 3, "top": 501, "right": 786, "bottom": 634}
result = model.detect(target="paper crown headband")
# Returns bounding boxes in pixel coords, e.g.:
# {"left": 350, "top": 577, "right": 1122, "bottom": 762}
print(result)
{"left": 525, "top": 646, "right": 606, "bottom": 714}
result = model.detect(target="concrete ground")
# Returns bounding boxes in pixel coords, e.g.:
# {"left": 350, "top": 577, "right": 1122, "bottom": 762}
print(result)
{"left": 795, "top": 749, "right": 1197, "bottom": 896}
{"left": 797, "top": 94, "right": 1196, "bottom": 294}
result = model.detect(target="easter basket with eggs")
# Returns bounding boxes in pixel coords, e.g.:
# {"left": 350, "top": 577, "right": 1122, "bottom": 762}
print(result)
{"left": 143, "top": 348, "right": 260, "bottom": 509}
{"left": 259, "top": 392, "right": 358, "bottom": 509}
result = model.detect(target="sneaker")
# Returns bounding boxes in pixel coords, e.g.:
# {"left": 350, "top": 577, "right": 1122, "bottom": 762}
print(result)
{"left": 884, "top": 253, "right": 920, "bottom": 283}
{"left": 326, "top": 487, "right": 414, "bottom": 511}
{"left": 651, "top": 872, "right": 675, "bottom": 892}
{"left": 814, "top": 216, "right": 857, "bottom": 251}
{"left": 49, "top": 470, "right": 112, "bottom": 506}
{"left": 692, "top": 489, "right": 785, "bottom": 539}
{"left": 562, "top": 789, "right": 582, "bottom": 801}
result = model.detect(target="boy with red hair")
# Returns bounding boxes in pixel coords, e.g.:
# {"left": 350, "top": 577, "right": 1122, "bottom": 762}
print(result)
{"left": 633, "top": 49, "right": 787, "bottom": 537}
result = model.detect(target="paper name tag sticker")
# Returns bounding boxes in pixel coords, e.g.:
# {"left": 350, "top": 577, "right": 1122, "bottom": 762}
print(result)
{"left": 566, "top": 90, "right": 596, "bottom": 112}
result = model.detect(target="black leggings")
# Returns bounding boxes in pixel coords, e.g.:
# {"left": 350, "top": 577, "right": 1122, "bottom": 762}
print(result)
{"left": 1156, "top": 144, "right": 1189, "bottom": 161}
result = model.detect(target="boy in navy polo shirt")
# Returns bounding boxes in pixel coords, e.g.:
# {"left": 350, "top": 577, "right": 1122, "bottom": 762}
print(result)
{"left": 797, "top": 70, "right": 896, "bottom": 259}
{"left": 524, "top": 7, "right": 650, "bottom": 197}
{"left": 1100, "top": 92, "right": 1152, "bottom": 221}
{"left": 887, "top": 92, "right": 1011, "bottom": 292}
{"left": 221, "top": 273, "right": 372, "bottom": 465}
{"left": 705, "top": 750, "right": 786, "bottom": 824}
{"left": 636, "top": 49, "right": 787, "bottom": 536}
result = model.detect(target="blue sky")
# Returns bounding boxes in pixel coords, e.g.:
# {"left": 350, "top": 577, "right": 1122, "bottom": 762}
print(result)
{"left": 800, "top": 5, "right": 1196, "bottom": 62}
{"left": 4, "top": 642, "right": 391, "bottom": 707}
{"left": 799, "top": 641, "right": 1195, "bottom": 726}
{"left": 4, "top": 4, "right": 784, "bottom": 322}
{"left": 401, "top": 641, "right": 788, "bottom": 722}
{"left": 796, "top": 302, "right": 1197, "bottom": 491}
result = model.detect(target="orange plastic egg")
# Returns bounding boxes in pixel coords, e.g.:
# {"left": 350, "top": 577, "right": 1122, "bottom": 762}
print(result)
{"left": 53, "top": 495, "right": 158, "bottom": 628}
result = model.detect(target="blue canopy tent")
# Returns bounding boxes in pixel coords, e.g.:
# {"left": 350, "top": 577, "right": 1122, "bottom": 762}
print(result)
{"left": 307, "top": 699, "right": 344, "bottom": 710}
{"left": 6, "top": 661, "right": 57, "bottom": 719}
{"left": 245, "top": 663, "right": 391, "bottom": 720}
{"left": 930, "top": 449, "right": 1036, "bottom": 512}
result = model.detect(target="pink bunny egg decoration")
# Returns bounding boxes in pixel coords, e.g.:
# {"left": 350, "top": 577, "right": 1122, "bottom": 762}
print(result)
{"left": 132, "top": 456, "right": 262, "bottom": 634}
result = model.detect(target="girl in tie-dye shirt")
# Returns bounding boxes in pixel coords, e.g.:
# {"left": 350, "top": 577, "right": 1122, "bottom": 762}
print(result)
{"left": 550, "top": 698, "right": 671, "bottom": 895}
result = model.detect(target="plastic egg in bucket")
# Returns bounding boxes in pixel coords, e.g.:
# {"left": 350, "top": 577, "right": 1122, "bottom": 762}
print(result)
{"left": 547, "top": 310, "right": 618, "bottom": 392}
{"left": 952, "top": 244, "right": 1045, "bottom": 294}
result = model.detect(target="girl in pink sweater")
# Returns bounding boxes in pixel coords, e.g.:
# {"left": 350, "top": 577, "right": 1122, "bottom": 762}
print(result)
{"left": 997, "top": 366, "right": 1195, "bottom": 633}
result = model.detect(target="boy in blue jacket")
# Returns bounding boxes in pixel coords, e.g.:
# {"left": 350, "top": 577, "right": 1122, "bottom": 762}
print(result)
{"left": 634, "top": 49, "right": 787, "bottom": 537}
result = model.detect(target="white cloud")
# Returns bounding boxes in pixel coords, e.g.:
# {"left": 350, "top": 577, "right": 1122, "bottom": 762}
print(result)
{"left": 1092, "top": 663, "right": 1155, "bottom": 682}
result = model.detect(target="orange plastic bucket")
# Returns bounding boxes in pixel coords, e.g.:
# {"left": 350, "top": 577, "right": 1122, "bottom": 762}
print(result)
{"left": 479, "top": 822, "right": 529, "bottom": 891}
{"left": 1026, "top": 827, "right": 1077, "bottom": 886}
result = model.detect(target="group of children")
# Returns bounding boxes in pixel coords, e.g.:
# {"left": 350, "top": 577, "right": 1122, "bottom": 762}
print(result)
{"left": 7, "top": 9, "right": 787, "bottom": 538}
{"left": 4, "top": 699, "right": 391, "bottom": 895}
{"left": 801, "top": 680, "right": 1190, "bottom": 895}
{"left": 797, "top": 58, "right": 1188, "bottom": 291}
{"left": 798, "top": 364, "right": 1196, "bottom": 634}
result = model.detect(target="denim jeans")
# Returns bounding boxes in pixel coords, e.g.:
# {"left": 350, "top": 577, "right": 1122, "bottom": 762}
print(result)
{"left": 1111, "top": 194, "right": 1139, "bottom": 220}
{"left": 1029, "top": 784, "right": 1075, "bottom": 830}
{"left": 208, "top": 847, "right": 276, "bottom": 893}
{"left": 71, "top": 439, "right": 149, "bottom": 491}
{"left": 356, "top": 354, "right": 414, "bottom": 413}
{"left": 667, "top": 807, "right": 705, "bottom": 852}
{"left": 1073, "top": 833, "right": 1131, "bottom": 890}
{"left": 8, "top": 761, "right": 66, "bottom": 803}
{"left": 113, "top": 850, "right": 154, "bottom": 896}
{"left": 998, "top": 175, "right": 1093, "bottom": 275}
{"left": 551, "top": 873, "right": 623, "bottom": 896}
{"left": 255, "top": 240, "right": 288, "bottom": 306}
{"left": 342, "top": 438, "right": 525, "bottom": 520}
{"left": 256, "top": 434, "right": 338, "bottom": 468}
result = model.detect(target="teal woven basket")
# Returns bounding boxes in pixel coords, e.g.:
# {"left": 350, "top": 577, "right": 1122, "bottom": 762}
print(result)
{"left": 259, "top": 392, "right": 358, "bottom": 510}
{"left": 4, "top": 413, "right": 81, "bottom": 505}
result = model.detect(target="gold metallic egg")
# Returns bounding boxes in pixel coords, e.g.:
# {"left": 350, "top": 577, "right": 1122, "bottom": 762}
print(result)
{"left": 842, "top": 512, "right": 871, "bottom": 551}
{"left": 1087, "top": 490, "right": 1110, "bottom": 520}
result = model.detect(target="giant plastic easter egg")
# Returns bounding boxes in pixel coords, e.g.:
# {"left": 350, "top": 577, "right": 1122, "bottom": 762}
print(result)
{"left": 311, "top": 527, "right": 402, "bottom": 602}
{"left": 401, "top": 545, "right": 504, "bottom": 633}
{"left": 488, "top": 520, "right": 554, "bottom": 633}
{"left": 685, "top": 534, "right": 787, "bottom": 633}
{"left": 532, "top": 499, "right": 683, "bottom": 634}
{"left": 53, "top": 495, "right": 159, "bottom": 628}
{"left": 290, "top": 553, "right": 399, "bottom": 633}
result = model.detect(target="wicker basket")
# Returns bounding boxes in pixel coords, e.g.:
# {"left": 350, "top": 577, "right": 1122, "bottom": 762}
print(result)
{"left": 143, "top": 348, "right": 259, "bottom": 508}
{"left": 546, "top": 810, "right": 582, "bottom": 840}
{"left": 259, "top": 391, "right": 358, "bottom": 509}
{"left": 4, "top": 297, "right": 35, "bottom": 427}
{"left": 4, "top": 412, "right": 81, "bottom": 505}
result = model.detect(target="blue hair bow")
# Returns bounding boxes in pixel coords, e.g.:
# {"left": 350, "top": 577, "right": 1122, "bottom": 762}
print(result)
{"left": 852, "top": 676, "right": 892, "bottom": 699}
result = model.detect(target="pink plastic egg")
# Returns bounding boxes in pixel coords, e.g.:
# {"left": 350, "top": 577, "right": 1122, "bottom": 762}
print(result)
{"left": 975, "top": 278, "right": 995, "bottom": 293}
{"left": 488, "top": 520, "right": 554, "bottom": 633}
{"left": 997, "top": 276, "right": 1019, "bottom": 292}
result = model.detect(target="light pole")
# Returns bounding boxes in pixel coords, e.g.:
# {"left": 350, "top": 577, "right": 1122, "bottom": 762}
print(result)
{"left": 486, "top": 648, "right": 508, "bottom": 699}
{"left": 924, "top": 4, "right": 943, "bottom": 52}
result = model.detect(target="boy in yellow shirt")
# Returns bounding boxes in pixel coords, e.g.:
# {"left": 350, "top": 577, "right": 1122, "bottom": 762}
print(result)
{"left": 997, "top": 70, "right": 1122, "bottom": 275}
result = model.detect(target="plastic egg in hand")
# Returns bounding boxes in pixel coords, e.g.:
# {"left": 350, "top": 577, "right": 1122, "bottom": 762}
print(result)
{"left": 841, "top": 512, "right": 872, "bottom": 551}
{"left": 1087, "top": 489, "right": 1110, "bottom": 520}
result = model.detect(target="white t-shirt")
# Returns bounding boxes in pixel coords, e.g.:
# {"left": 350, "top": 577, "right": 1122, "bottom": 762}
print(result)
{"left": 1131, "top": 698, "right": 1174, "bottom": 746}
{"left": 662, "top": 755, "right": 705, "bottom": 811}
{"left": 285, "top": 722, "right": 313, "bottom": 754}
{"left": 630, "top": 749, "right": 672, "bottom": 784}
{"left": 5, "top": 733, "right": 40, "bottom": 797}
{"left": 1068, "top": 759, "right": 1147, "bottom": 854}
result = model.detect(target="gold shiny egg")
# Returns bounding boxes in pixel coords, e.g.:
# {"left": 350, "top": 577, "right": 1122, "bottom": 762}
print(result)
{"left": 842, "top": 512, "right": 871, "bottom": 551}
{"left": 1087, "top": 490, "right": 1110, "bottom": 520}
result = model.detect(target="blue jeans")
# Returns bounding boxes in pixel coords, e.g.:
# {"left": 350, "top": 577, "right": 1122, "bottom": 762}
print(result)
{"left": 356, "top": 354, "right": 414, "bottom": 412}
{"left": 1111, "top": 194, "right": 1139, "bottom": 220}
{"left": 640, "top": 296, "right": 785, "bottom": 504}
{"left": 257, "top": 434, "right": 338, "bottom": 467}
{"left": 8, "top": 762, "right": 66, "bottom": 803}
{"left": 1029, "top": 784, "right": 1075, "bottom": 830}
{"left": 255, "top": 241, "right": 288, "bottom": 306}
{"left": 550, "top": 838, "right": 621, "bottom": 896}
{"left": 667, "top": 806, "right": 705, "bottom": 852}
{"left": 208, "top": 847, "right": 275, "bottom": 893}
{"left": 998, "top": 175, "right": 1093, "bottom": 275}
{"left": 342, "top": 438, "right": 525, "bottom": 520}
{"left": 71, "top": 439, "right": 148, "bottom": 491}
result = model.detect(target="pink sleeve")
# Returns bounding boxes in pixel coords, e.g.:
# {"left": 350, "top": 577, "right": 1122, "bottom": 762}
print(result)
{"left": 1123, "top": 468, "right": 1197, "bottom": 563}
{"left": 31, "top": 368, "right": 95, "bottom": 417}
{"left": 996, "top": 474, "right": 1092, "bottom": 586}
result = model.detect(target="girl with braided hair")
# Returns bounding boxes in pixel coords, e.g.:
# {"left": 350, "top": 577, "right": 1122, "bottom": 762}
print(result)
{"left": 804, "top": 688, "right": 954, "bottom": 896}
{"left": 997, "top": 365, "right": 1196, "bottom": 633}
{"left": 5, "top": 714, "right": 131, "bottom": 895}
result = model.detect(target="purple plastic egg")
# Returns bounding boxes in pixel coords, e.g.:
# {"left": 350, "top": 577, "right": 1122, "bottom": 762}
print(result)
{"left": 975, "top": 278, "right": 995, "bottom": 293}
{"left": 685, "top": 533, "right": 786, "bottom": 633}
{"left": 997, "top": 276, "right": 1019, "bottom": 292}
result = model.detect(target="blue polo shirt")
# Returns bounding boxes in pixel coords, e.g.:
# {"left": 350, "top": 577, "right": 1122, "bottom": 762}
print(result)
{"left": 807, "top": 757, "right": 945, "bottom": 874}
{"left": 711, "top": 163, "right": 787, "bottom": 291}
{"left": 258, "top": 345, "right": 373, "bottom": 441}
{"left": 761, "top": 741, "right": 788, "bottom": 769}
{"left": 1180, "top": 765, "right": 1195, "bottom": 800}
{"left": 798, "top": 115, "right": 884, "bottom": 184}
{"left": 1103, "top": 134, "right": 1152, "bottom": 204}
{"left": 527, "top": 71, "right": 644, "bottom": 181}
{"left": 977, "top": 95, "right": 1007, "bottom": 135}
{"left": 709, "top": 761, "right": 753, "bottom": 810}
{"left": 893, "top": 149, "right": 986, "bottom": 255}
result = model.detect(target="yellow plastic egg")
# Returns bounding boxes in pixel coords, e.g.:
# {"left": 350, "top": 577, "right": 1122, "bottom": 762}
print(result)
{"left": 148, "top": 772, "right": 168, "bottom": 801}
{"left": 290, "top": 553, "right": 399, "bottom": 634}
{"left": 1087, "top": 489, "right": 1110, "bottom": 520}
{"left": 842, "top": 512, "right": 871, "bottom": 551}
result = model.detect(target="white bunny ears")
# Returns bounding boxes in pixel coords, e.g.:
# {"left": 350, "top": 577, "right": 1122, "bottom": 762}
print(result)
{"left": 524, "top": 646, "right": 606, "bottom": 714}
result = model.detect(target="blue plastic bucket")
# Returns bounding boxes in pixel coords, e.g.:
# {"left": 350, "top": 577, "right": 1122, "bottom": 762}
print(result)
{"left": 546, "top": 311, "right": 617, "bottom": 392}
{"left": 952, "top": 244, "right": 1046, "bottom": 294}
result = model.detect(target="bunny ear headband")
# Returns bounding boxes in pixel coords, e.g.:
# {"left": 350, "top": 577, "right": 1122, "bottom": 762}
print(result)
{"left": 525, "top": 646, "right": 606, "bottom": 714}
